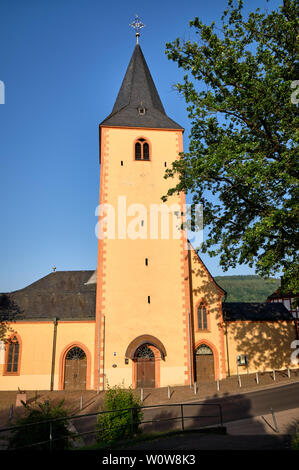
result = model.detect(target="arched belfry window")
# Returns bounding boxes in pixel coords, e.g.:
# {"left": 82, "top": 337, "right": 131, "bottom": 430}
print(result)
{"left": 197, "top": 303, "right": 208, "bottom": 330}
{"left": 5, "top": 335, "right": 20, "bottom": 374}
{"left": 134, "top": 138, "right": 151, "bottom": 161}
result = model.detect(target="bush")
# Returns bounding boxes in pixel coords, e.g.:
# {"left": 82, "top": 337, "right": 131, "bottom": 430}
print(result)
{"left": 96, "top": 386, "right": 143, "bottom": 444}
{"left": 291, "top": 429, "right": 299, "bottom": 450}
{"left": 9, "top": 399, "right": 74, "bottom": 450}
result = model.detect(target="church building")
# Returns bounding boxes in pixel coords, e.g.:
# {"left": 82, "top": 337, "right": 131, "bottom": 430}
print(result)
{"left": 0, "top": 37, "right": 297, "bottom": 392}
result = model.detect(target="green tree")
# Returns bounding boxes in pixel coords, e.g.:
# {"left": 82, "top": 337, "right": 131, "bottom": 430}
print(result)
{"left": 164, "top": 0, "right": 298, "bottom": 295}
{"left": 0, "top": 294, "right": 20, "bottom": 342}
{"left": 8, "top": 399, "right": 74, "bottom": 450}
{"left": 96, "top": 386, "right": 143, "bottom": 444}
{"left": 291, "top": 427, "right": 299, "bottom": 449}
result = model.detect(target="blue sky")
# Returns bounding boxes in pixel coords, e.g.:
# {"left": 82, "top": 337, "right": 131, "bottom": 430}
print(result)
{"left": 0, "top": 0, "right": 281, "bottom": 292}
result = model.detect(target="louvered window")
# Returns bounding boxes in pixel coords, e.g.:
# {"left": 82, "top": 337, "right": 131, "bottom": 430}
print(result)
{"left": 135, "top": 138, "right": 151, "bottom": 161}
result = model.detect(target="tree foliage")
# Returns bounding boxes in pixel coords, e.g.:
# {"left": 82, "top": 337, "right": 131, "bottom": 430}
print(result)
{"left": 291, "top": 428, "right": 299, "bottom": 449}
{"left": 0, "top": 294, "right": 20, "bottom": 342}
{"left": 164, "top": 0, "right": 298, "bottom": 294}
{"left": 8, "top": 399, "right": 74, "bottom": 450}
{"left": 96, "top": 386, "right": 143, "bottom": 444}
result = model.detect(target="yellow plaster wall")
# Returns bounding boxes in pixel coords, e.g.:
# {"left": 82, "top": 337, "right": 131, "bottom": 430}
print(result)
{"left": 98, "top": 127, "right": 189, "bottom": 388}
{"left": 0, "top": 321, "right": 95, "bottom": 391}
{"left": 0, "top": 322, "right": 53, "bottom": 391}
{"left": 189, "top": 248, "right": 226, "bottom": 380}
{"left": 225, "top": 320, "right": 297, "bottom": 375}
{"left": 54, "top": 322, "right": 95, "bottom": 390}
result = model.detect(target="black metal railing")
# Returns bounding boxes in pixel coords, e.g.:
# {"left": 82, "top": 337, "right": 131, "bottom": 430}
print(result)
{"left": 0, "top": 401, "right": 223, "bottom": 450}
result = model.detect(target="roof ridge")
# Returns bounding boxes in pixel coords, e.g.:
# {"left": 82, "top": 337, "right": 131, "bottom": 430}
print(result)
{"left": 4, "top": 270, "right": 95, "bottom": 294}
{"left": 137, "top": 44, "right": 165, "bottom": 114}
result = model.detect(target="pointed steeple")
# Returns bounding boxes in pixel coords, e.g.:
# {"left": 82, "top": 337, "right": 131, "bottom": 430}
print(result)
{"left": 100, "top": 44, "right": 183, "bottom": 130}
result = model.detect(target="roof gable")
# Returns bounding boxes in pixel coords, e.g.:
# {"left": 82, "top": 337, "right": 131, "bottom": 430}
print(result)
{"left": 188, "top": 242, "right": 226, "bottom": 296}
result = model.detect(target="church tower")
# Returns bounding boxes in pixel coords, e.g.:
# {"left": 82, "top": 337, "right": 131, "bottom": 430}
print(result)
{"left": 94, "top": 39, "right": 193, "bottom": 390}
{"left": 1, "top": 22, "right": 296, "bottom": 396}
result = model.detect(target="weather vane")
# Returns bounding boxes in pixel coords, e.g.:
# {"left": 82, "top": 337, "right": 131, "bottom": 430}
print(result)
{"left": 129, "top": 14, "right": 145, "bottom": 44}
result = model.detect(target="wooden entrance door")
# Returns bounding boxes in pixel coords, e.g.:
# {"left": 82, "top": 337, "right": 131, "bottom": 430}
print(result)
{"left": 135, "top": 344, "right": 156, "bottom": 388}
{"left": 136, "top": 358, "right": 155, "bottom": 388}
{"left": 195, "top": 344, "right": 215, "bottom": 383}
{"left": 64, "top": 347, "right": 87, "bottom": 390}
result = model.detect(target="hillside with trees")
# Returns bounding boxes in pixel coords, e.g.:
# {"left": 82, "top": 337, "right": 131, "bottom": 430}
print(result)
{"left": 215, "top": 275, "right": 280, "bottom": 302}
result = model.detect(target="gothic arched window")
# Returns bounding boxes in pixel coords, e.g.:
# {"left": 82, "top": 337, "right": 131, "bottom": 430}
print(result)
{"left": 197, "top": 303, "right": 208, "bottom": 330}
{"left": 5, "top": 335, "right": 20, "bottom": 374}
{"left": 65, "top": 347, "right": 86, "bottom": 361}
{"left": 134, "top": 138, "right": 151, "bottom": 161}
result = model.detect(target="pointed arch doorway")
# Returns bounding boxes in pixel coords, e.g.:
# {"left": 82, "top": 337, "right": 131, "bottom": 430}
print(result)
{"left": 64, "top": 346, "right": 87, "bottom": 390}
{"left": 195, "top": 343, "right": 215, "bottom": 383}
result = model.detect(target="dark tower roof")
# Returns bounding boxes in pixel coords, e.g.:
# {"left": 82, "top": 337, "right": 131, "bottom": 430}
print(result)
{"left": 100, "top": 44, "right": 183, "bottom": 130}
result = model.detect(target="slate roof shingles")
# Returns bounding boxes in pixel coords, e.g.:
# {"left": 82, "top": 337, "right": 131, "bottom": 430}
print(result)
{"left": 100, "top": 44, "right": 183, "bottom": 130}
{"left": 0, "top": 271, "right": 96, "bottom": 322}
{"left": 222, "top": 302, "right": 293, "bottom": 322}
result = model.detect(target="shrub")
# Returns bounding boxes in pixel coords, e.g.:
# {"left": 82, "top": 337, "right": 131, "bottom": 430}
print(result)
{"left": 8, "top": 399, "right": 74, "bottom": 450}
{"left": 96, "top": 386, "right": 143, "bottom": 444}
{"left": 291, "top": 428, "right": 299, "bottom": 450}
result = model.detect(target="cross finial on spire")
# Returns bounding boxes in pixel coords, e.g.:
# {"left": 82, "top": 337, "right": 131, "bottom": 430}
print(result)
{"left": 129, "top": 14, "right": 145, "bottom": 44}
